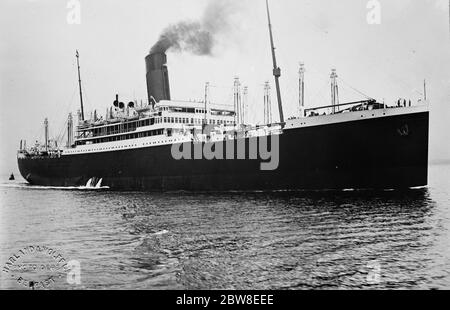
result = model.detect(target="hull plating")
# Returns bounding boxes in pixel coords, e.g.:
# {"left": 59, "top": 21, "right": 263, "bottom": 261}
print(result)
{"left": 18, "top": 112, "right": 429, "bottom": 191}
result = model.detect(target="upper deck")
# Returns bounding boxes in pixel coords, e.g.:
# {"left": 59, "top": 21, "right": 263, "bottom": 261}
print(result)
{"left": 74, "top": 100, "right": 237, "bottom": 146}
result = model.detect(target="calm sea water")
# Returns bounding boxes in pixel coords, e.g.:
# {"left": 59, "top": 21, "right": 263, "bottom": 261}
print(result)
{"left": 0, "top": 165, "right": 449, "bottom": 290}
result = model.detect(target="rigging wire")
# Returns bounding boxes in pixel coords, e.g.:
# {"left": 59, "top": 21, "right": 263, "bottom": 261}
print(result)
{"left": 337, "top": 77, "right": 374, "bottom": 100}
{"left": 53, "top": 84, "right": 78, "bottom": 147}
{"left": 36, "top": 124, "right": 44, "bottom": 145}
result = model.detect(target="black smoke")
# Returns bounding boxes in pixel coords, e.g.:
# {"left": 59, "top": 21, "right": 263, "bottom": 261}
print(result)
{"left": 150, "top": 0, "right": 241, "bottom": 55}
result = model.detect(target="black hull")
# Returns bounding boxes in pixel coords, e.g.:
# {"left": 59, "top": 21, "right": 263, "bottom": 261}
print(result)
{"left": 18, "top": 112, "right": 429, "bottom": 191}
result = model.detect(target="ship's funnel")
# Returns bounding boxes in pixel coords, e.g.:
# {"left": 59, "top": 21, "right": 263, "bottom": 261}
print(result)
{"left": 145, "top": 52, "right": 171, "bottom": 104}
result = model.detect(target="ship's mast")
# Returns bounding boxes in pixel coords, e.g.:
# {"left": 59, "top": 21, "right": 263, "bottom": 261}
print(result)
{"left": 76, "top": 50, "right": 85, "bottom": 121}
{"left": 242, "top": 86, "right": 248, "bottom": 124}
{"left": 424, "top": 79, "right": 427, "bottom": 101}
{"left": 266, "top": 0, "right": 284, "bottom": 124}
{"left": 330, "top": 69, "right": 339, "bottom": 114}
{"left": 44, "top": 118, "right": 49, "bottom": 152}
{"left": 299, "top": 63, "right": 305, "bottom": 117}
{"left": 67, "top": 113, "right": 73, "bottom": 147}
{"left": 264, "top": 81, "right": 272, "bottom": 124}
{"left": 234, "top": 77, "right": 241, "bottom": 125}
{"left": 204, "top": 82, "right": 210, "bottom": 126}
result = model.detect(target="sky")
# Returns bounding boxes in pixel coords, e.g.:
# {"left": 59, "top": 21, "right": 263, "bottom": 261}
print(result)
{"left": 0, "top": 0, "right": 449, "bottom": 175}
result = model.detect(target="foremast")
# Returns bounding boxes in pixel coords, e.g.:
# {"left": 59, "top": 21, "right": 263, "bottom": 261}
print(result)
{"left": 76, "top": 50, "right": 85, "bottom": 121}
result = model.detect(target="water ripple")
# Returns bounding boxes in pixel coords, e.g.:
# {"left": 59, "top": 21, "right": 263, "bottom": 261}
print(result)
{"left": 0, "top": 166, "right": 449, "bottom": 289}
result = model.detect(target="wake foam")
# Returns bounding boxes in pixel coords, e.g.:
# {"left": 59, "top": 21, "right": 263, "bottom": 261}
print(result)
{"left": 0, "top": 182, "right": 109, "bottom": 191}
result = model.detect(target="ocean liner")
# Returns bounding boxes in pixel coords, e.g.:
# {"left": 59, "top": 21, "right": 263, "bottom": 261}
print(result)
{"left": 17, "top": 1, "right": 429, "bottom": 191}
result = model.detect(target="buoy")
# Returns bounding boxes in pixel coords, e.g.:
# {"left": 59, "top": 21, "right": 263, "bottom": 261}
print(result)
{"left": 9, "top": 173, "right": 15, "bottom": 181}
